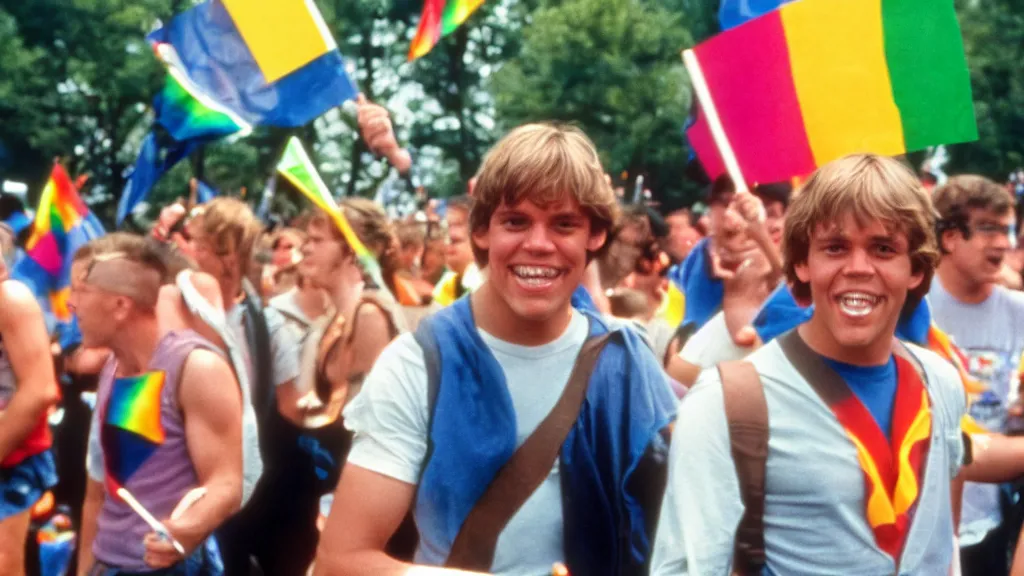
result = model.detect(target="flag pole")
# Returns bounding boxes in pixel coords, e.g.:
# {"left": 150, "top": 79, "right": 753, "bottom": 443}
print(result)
{"left": 682, "top": 49, "right": 749, "bottom": 194}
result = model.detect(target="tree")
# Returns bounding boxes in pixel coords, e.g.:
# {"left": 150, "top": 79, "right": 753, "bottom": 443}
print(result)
{"left": 946, "top": 0, "right": 1024, "bottom": 180}
{"left": 0, "top": 0, "right": 170, "bottom": 222}
{"left": 401, "top": 0, "right": 533, "bottom": 197}
{"left": 490, "top": 0, "right": 697, "bottom": 206}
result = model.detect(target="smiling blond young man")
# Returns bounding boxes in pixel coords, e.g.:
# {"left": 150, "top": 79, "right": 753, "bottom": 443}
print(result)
{"left": 314, "top": 124, "right": 676, "bottom": 576}
{"left": 652, "top": 154, "right": 968, "bottom": 575}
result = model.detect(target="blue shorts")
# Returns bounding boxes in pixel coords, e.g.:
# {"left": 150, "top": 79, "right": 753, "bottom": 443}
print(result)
{"left": 0, "top": 450, "right": 57, "bottom": 521}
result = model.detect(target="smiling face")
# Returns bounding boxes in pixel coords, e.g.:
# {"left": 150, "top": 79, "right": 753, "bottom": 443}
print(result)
{"left": 473, "top": 197, "right": 606, "bottom": 324}
{"left": 796, "top": 213, "right": 923, "bottom": 363}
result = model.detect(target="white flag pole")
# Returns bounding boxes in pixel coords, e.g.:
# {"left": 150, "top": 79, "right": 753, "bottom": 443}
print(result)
{"left": 117, "top": 487, "right": 187, "bottom": 556}
{"left": 682, "top": 49, "right": 750, "bottom": 194}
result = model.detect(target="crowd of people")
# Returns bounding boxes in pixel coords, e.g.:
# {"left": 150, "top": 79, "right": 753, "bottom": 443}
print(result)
{"left": 2, "top": 96, "right": 1024, "bottom": 576}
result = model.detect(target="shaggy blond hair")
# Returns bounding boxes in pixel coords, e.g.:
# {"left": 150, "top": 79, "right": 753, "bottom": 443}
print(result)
{"left": 194, "top": 197, "right": 262, "bottom": 277}
{"left": 782, "top": 154, "right": 939, "bottom": 306}
{"left": 469, "top": 123, "right": 619, "bottom": 266}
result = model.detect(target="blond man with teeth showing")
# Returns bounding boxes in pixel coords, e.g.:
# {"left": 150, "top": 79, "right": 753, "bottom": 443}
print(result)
{"left": 314, "top": 123, "right": 676, "bottom": 576}
{"left": 652, "top": 154, "right": 969, "bottom": 575}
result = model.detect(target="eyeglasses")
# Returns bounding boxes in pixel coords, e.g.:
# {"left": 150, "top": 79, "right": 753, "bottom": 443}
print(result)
{"left": 970, "top": 222, "right": 1013, "bottom": 239}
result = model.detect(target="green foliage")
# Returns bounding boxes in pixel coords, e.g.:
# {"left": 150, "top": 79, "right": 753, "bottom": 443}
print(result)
{"left": 947, "top": 0, "right": 1024, "bottom": 180}
{"left": 2, "top": 0, "right": 1023, "bottom": 227}
{"left": 491, "top": 0, "right": 695, "bottom": 206}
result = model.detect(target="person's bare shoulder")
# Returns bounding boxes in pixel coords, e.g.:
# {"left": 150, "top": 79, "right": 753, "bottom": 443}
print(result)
{"left": 0, "top": 279, "right": 45, "bottom": 325}
{"left": 188, "top": 271, "right": 224, "bottom": 310}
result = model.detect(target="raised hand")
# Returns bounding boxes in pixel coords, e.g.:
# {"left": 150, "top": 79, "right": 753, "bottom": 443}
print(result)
{"left": 356, "top": 93, "right": 399, "bottom": 158}
{"left": 355, "top": 94, "right": 412, "bottom": 174}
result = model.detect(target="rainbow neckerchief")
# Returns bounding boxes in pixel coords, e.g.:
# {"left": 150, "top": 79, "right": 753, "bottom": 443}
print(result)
{"left": 780, "top": 332, "right": 931, "bottom": 559}
{"left": 100, "top": 371, "right": 167, "bottom": 498}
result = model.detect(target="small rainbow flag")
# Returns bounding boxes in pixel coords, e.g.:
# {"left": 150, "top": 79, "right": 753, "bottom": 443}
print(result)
{"left": 13, "top": 164, "right": 105, "bottom": 330}
{"left": 101, "top": 371, "right": 166, "bottom": 496}
{"left": 686, "top": 0, "right": 977, "bottom": 186}
{"left": 276, "top": 137, "right": 390, "bottom": 299}
{"left": 409, "top": 0, "right": 486, "bottom": 61}
{"left": 25, "top": 165, "right": 91, "bottom": 276}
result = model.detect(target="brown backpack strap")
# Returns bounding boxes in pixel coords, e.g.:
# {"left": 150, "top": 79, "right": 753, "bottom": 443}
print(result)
{"left": 445, "top": 331, "right": 615, "bottom": 571}
{"left": 717, "top": 360, "right": 769, "bottom": 576}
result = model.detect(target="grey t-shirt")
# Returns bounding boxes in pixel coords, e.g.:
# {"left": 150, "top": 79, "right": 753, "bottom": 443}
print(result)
{"left": 928, "top": 280, "right": 1024, "bottom": 545}
{"left": 652, "top": 339, "right": 966, "bottom": 575}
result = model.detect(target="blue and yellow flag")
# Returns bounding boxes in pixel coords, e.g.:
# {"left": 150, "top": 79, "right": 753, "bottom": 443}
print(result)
{"left": 155, "top": 0, "right": 356, "bottom": 128}
{"left": 120, "top": 0, "right": 356, "bottom": 224}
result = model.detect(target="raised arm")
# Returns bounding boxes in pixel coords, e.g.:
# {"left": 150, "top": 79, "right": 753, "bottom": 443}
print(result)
{"left": 0, "top": 280, "right": 59, "bottom": 462}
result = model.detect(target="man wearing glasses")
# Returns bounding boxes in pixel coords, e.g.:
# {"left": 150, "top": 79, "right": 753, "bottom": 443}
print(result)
{"left": 929, "top": 175, "right": 1024, "bottom": 576}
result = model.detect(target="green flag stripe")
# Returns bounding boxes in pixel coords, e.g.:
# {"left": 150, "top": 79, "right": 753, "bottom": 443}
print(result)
{"left": 882, "top": 0, "right": 977, "bottom": 150}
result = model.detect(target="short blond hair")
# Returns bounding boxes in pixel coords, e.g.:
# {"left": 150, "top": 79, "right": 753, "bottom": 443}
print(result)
{"left": 782, "top": 154, "right": 939, "bottom": 306}
{"left": 196, "top": 198, "right": 262, "bottom": 277}
{"left": 469, "top": 123, "right": 619, "bottom": 266}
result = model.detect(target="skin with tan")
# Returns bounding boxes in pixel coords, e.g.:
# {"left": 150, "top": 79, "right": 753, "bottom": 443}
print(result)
{"left": 666, "top": 192, "right": 780, "bottom": 385}
{"left": 71, "top": 261, "right": 242, "bottom": 573}
{"left": 275, "top": 220, "right": 393, "bottom": 428}
{"left": 445, "top": 208, "right": 475, "bottom": 277}
{"left": 356, "top": 94, "right": 412, "bottom": 175}
{"left": 0, "top": 261, "right": 60, "bottom": 574}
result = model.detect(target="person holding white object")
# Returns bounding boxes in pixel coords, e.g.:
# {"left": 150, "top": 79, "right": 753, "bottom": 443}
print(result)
{"left": 71, "top": 234, "right": 242, "bottom": 575}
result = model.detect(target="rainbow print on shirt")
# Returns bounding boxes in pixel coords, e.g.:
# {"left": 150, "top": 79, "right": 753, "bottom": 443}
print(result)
{"left": 101, "top": 371, "right": 166, "bottom": 496}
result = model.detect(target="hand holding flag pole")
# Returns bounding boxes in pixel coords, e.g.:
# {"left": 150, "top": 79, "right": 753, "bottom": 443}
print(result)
{"left": 117, "top": 487, "right": 186, "bottom": 556}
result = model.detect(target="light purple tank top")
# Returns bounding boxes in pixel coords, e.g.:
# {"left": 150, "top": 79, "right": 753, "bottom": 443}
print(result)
{"left": 93, "top": 330, "right": 220, "bottom": 571}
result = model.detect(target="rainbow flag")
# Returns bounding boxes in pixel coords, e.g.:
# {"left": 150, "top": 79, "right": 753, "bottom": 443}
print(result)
{"left": 101, "top": 371, "right": 166, "bottom": 496}
{"left": 687, "top": 0, "right": 977, "bottom": 186}
{"left": 409, "top": 0, "right": 486, "bottom": 60}
{"left": 276, "top": 137, "right": 390, "bottom": 298}
{"left": 153, "top": 44, "right": 252, "bottom": 143}
{"left": 12, "top": 164, "right": 104, "bottom": 338}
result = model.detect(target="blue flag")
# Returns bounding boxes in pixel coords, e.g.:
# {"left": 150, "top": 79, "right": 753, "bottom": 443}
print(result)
{"left": 118, "top": 134, "right": 199, "bottom": 225}
{"left": 719, "top": 0, "right": 796, "bottom": 31}
{"left": 119, "top": 0, "right": 357, "bottom": 225}
{"left": 151, "top": 1, "right": 356, "bottom": 128}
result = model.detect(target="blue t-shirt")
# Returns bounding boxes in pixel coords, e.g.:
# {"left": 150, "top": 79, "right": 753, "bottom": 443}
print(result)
{"left": 822, "top": 355, "right": 898, "bottom": 439}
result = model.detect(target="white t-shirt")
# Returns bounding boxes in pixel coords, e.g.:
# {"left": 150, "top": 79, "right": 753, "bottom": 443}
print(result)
{"left": 678, "top": 310, "right": 752, "bottom": 368}
{"left": 343, "top": 309, "right": 590, "bottom": 575}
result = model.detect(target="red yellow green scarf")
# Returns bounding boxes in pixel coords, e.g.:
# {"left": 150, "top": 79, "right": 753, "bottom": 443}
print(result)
{"left": 829, "top": 355, "right": 931, "bottom": 558}
{"left": 780, "top": 332, "right": 932, "bottom": 560}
